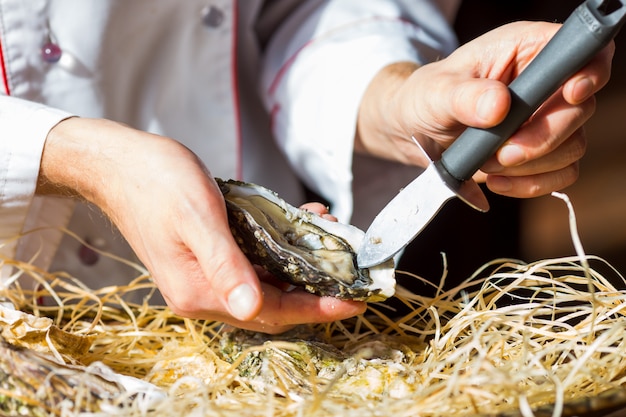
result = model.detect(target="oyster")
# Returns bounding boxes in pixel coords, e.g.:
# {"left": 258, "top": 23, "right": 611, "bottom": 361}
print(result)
{"left": 219, "top": 326, "right": 345, "bottom": 397}
{"left": 0, "top": 335, "right": 126, "bottom": 416}
{"left": 216, "top": 179, "right": 395, "bottom": 301}
{"left": 218, "top": 325, "right": 420, "bottom": 400}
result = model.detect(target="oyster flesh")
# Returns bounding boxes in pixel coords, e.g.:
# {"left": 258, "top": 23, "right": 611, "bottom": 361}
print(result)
{"left": 216, "top": 179, "right": 395, "bottom": 302}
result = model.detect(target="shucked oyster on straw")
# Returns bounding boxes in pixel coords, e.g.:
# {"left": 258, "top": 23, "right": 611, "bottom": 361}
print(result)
{"left": 216, "top": 179, "right": 395, "bottom": 302}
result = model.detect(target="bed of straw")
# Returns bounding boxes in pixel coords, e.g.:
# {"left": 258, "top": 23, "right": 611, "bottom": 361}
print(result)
{"left": 1, "top": 193, "right": 626, "bottom": 417}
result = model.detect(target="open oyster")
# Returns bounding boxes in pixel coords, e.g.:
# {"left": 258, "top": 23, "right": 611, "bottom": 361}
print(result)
{"left": 217, "top": 179, "right": 395, "bottom": 302}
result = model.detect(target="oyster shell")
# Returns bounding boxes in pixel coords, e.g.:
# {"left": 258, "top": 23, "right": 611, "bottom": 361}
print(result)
{"left": 218, "top": 325, "right": 420, "bottom": 400}
{"left": 0, "top": 334, "right": 126, "bottom": 416}
{"left": 216, "top": 179, "right": 395, "bottom": 301}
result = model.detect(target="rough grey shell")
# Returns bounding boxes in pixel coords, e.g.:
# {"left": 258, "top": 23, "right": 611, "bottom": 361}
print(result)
{"left": 217, "top": 179, "right": 395, "bottom": 302}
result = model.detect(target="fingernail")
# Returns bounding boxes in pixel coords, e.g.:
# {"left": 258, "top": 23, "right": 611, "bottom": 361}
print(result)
{"left": 488, "top": 175, "right": 512, "bottom": 192}
{"left": 228, "top": 283, "right": 258, "bottom": 320}
{"left": 476, "top": 88, "right": 500, "bottom": 122}
{"left": 499, "top": 143, "right": 526, "bottom": 166}
{"left": 572, "top": 77, "right": 594, "bottom": 103}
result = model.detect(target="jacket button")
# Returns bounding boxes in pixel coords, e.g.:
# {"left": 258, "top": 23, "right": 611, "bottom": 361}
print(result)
{"left": 78, "top": 243, "right": 99, "bottom": 266}
{"left": 201, "top": 5, "right": 224, "bottom": 28}
{"left": 77, "top": 237, "right": 106, "bottom": 266}
{"left": 41, "top": 41, "right": 62, "bottom": 63}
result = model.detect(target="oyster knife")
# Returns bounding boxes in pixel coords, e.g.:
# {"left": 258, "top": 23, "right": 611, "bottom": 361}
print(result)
{"left": 357, "top": 0, "right": 626, "bottom": 269}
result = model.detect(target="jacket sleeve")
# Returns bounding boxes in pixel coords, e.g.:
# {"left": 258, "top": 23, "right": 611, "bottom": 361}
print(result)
{"left": 0, "top": 95, "right": 74, "bottom": 263}
{"left": 260, "top": 0, "right": 459, "bottom": 222}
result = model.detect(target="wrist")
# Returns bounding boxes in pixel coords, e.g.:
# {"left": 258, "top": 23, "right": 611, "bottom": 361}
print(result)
{"left": 37, "top": 117, "right": 132, "bottom": 211}
{"left": 356, "top": 61, "right": 426, "bottom": 164}
{"left": 357, "top": 61, "right": 450, "bottom": 167}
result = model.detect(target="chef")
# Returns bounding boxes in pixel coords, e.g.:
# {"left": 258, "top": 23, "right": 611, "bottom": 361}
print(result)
{"left": 0, "top": 0, "right": 612, "bottom": 333}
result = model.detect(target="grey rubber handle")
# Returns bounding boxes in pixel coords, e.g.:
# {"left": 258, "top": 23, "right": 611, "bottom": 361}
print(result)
{"left": 439, "top": 0, "right": 626, "bottom": 182}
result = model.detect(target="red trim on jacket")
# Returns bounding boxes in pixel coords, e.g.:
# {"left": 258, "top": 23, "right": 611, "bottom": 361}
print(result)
{"left": 0, "top": 35, "right": 10, "bottom": 95}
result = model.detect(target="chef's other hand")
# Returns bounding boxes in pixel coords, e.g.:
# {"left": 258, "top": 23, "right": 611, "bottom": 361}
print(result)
{"left": 38, "top": 117, "right": 365, "bottom": 334}
{"left": 356, "top": 21, "right": 614, "bottom": 198}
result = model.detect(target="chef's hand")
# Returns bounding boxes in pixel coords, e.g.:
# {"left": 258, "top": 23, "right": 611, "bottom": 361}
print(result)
{"left": 356, "top": 21, "right": 614, "bottom": 198}
{"left": 38, "top": 117, "right": 365, "bottom": 334}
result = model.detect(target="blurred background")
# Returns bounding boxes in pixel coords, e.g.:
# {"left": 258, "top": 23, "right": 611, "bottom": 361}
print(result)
{"left": 396, "top": 0, "right": 626, "bottom": 293}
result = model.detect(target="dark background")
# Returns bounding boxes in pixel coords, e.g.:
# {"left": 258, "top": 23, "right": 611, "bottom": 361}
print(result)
{"left": 396, "top": 0, "right": 626, "bottom": 296}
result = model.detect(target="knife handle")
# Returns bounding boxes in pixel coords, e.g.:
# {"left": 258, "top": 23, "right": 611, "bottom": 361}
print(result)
{"left": 439, "top": 0, "right": 626, "bottom": 183}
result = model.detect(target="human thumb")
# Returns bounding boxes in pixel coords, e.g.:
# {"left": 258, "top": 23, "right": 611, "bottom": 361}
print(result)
{"left": 190, "top": 221, "right": 264, "bottom": 321}
{"left": 226, "top": 279, "right": 261, "bottom": 321}
{"left": 451, "top": 79, "right": 511, "bottom": 128}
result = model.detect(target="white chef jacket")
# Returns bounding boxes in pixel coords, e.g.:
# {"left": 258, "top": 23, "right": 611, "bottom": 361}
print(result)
{"left": 0, "top": 0, "right": 459, "bottom": 288}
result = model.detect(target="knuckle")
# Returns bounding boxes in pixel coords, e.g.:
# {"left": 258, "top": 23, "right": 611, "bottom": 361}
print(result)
{"left": 546, "top": 164, "right": 580, "bottom": 196}
{"left": 565, "top": 130, "right": 587, "bottom": 162}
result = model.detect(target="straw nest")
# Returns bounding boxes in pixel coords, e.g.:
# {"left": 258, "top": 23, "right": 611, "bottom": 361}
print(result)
{"left": 0, "top": 193, "right": 625, "bottom": 417}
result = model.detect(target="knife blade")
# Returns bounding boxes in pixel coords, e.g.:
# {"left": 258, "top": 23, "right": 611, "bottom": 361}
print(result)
{"left": 358, "top": 0, "right": 626, "bottom": 269}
